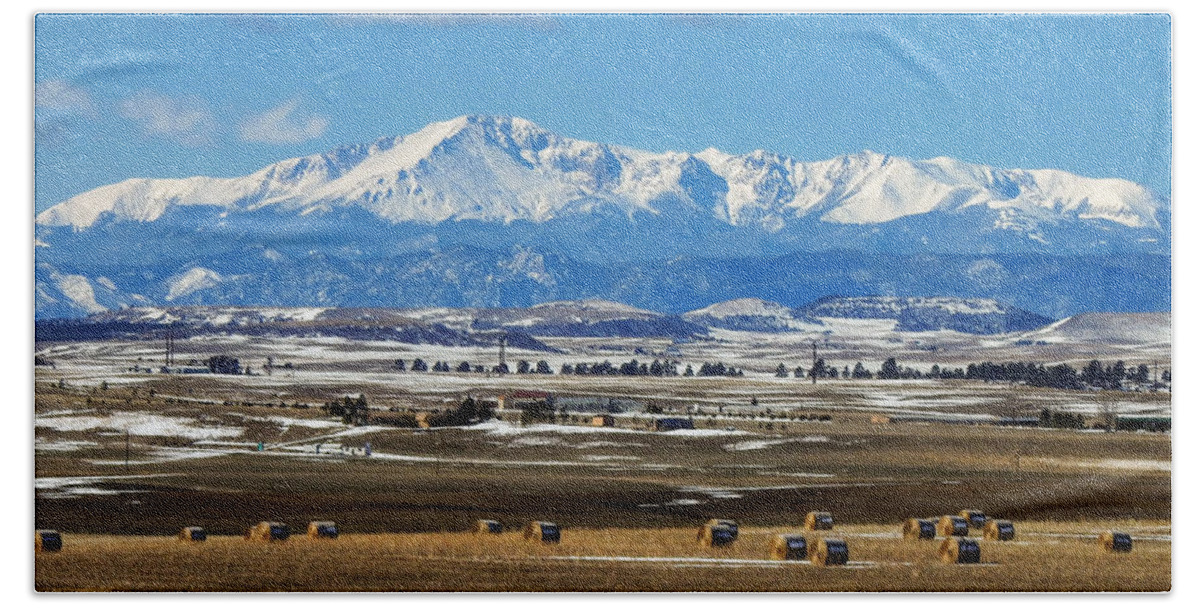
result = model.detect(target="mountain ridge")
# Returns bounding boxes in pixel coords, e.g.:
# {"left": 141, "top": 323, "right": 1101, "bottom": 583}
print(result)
{"left": 37, "top": 115, "right": 1166, "bottom": 242}
{"left": 33, "top": 116, "right": 1170, "bottom": 320}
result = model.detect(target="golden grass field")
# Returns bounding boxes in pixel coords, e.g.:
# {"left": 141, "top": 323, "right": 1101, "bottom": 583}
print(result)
{"left": 35, "top": 521, "right": 1170, "bottom": 592}
{"left": 34, "top": 376, "right": 1171, "bottom": 592}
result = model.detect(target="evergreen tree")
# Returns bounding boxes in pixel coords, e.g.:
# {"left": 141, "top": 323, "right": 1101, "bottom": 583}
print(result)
{"left": 775, "top": 363, "right": 788, "bottom": 378}
{"left": 879, "top": 357, "right": 900, "bottom": 380}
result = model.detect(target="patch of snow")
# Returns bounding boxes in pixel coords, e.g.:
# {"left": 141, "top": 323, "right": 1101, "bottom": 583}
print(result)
{"left": 35, "top": 411, "right": 243, "bottom": 440}
{"left": 165, "top": 267, "right": 222, "bottom": 301}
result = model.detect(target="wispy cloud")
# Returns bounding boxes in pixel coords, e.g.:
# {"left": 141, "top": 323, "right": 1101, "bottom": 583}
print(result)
{"left": 239, "top": 100, "right": 328, "bottom": 145}
{"left": 35, "top": 79, "right": 95, "bottom": 115}
{"left": 119, "top": 90, "right": 217, "bottom": 146}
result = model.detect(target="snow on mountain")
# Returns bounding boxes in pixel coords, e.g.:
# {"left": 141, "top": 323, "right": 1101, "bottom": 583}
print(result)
{"left": 800, "top": 296, "right": 1052, "bottom": 335}
{"left": 165, "top": 268, "right": 223, "bottom": 301}
{"left": 1019, "top": 312, "right": 1170, "bottom": 345}
{"left": 36, "top": 115, "right": 1165, "bottom": 237}
{"left": 35, "top": 263, "right": 148, "bottom": 318}
{"left": 683, "top": 298, "right": 820, "bottom": 332}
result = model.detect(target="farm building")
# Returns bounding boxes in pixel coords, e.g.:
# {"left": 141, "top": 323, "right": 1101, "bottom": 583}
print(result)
{"left": 556, "top": 396, "right": 642, "bottom": 413}
{"left": 655, "top": 417, "right": 694, "bottom": 432}
{"left": 591, "top": 415, "right": 615, "bottom": 427}
{"left": 503, "top": 390, "right": 554, "bottom": 412}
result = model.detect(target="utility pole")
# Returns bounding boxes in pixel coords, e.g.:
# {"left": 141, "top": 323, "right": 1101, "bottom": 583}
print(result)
{"left": 499, "top": 334, "right": 507, "bottom": 370}
{"left": 811, "top": 342, "right": 818, "bottom": 385}
{"left": 1153, "top": 360, "right": 1159, "bottom": 391}
{"left": 124, "top": 428, "right": 130, "bottom": 471}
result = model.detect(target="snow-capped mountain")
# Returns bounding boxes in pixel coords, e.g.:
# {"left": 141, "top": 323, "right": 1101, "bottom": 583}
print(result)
{"left": 33, "top": 115, "right": 1170, "bottom": 320}
{"left": 37, "top": 115, "right": 1165, "bottom": 241}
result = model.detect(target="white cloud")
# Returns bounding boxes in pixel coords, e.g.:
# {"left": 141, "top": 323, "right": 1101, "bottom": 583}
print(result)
{"left": 119, "top": 90, "right": 217, "bottom": 146}
{"left": 35, "top": 79, "right": 95, "bottom": 115}
{"left": 239, "top": 100, "right": 328, "bottom": 144}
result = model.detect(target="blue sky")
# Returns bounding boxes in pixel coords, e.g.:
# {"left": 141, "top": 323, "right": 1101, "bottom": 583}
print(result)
{"left": 33, "top": 13, "right": 1171, "bottom": 212}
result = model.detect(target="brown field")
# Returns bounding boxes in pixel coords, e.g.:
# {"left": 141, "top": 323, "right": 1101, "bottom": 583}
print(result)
{"left": 34, "top": 358, "right": 1171, "bottom": 592}
{"left": 35, "top": 522, "right": 1170, "bottom": 592}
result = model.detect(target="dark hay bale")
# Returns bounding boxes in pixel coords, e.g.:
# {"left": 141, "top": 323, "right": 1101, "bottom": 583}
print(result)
{"left": 705, "top": 518, "right": 738, "bottom": 540}
{"left": 35, "top": 530, "right": 62, "bottom": 553}
{"left": 959, "top": 509, "right": 987, "bottom": 529}
{"left": 307, "top": 521, "right": 338, "bottom": 539}
{"left": 246, "top": 521, "right": 290, "bottom": 542}
{"left": 983, "top": 519, "right": 1015, "bottom": 541}
{"left": 178, "top": 527, "right": 207, "bottom": 542}
{"left": 810, "top": 538, "right": 849, "bottom": 566}
{"left": 476, "top": 519, "right": 503, "bottom": 534}
{"left": 936, "top": 515, "right": 969, "bottom": 537}
{"left": 903, "top": 518, "right": 937, "bottom": 540}
{"left": 939, "top": 537, "right": 982, "bottom": 564}
{"left": 805, "top": 511, "right": 834, "bottom": 530}
{"left": 1099, "top": 531, "right": 1133, "bottom": 553}
{"left": 697, "top": 524, "right": 736, "bottom": 548}
{"left": 525, "top": 521, "right": 560, "bottom": 543}
{"left": 769, "top": 534, "right": 808, "bottom": 560}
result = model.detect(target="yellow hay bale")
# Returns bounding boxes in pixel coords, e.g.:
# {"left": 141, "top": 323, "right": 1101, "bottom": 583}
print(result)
{"left": 768, "top": 534, "right": 808, "bottom": 560}
{"left": 936, "top": 515, "right": 969, "bottom": 537}
{"left": 705, "top": 518, "right": 739, "bottom": 540}
{"left": 903, "top": 518, "right": 936, "bottom": 540}
{"left": 810, "top": 537, "right": 849, "bottom": 566}
{"left": 939, "top": 537, "right": 981, "bottom": 564}
{"left": 475, "top": 519, "right": 503, "bottom": 534}
{"left": 805, "top": 511, "right": 834, "bottom": 530}
{"left": 1099, "top": 530, "right": 1133, "bottom": 553}
{"left": 524, "top": 521, "right": 560, "bottom": 543}
{"left": 35, "top": 530, "right": 62, "bottom": 553}
{"left": 959, "top": 509, "right": 987, "bottom": 529}
{"left": 245, "top": 521, "right": 290, "bottom": 542}
{"left": 983, "top": 519, "right": 1015, "bottom": 541}
{"left": 697, "top": 523, "right": 736, "bottom": 548}
{"left": 307, "top": 521, "right": 338, "bottom": 539}
{"left": 178, "top": 527, "right": 207, "bottom": 542}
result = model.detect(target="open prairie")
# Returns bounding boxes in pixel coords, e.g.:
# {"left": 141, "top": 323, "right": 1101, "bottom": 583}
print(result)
{"left": 34, "top": 337, "right": 1170, "bottom": 591}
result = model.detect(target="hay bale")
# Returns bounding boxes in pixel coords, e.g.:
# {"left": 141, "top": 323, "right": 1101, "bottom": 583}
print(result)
{"left": 307, "top": 521, "right": 338, "bottom": 539}
{"left": 35, "top": 530, "right": 62, "bottom": 553}
{"left": 705, "top": 518, "right": 739, "bottom": 540}
{"left": 959, "top": 509, "right": 987, "bottom": 529}
{"left": 936, "top": 515, "right": 969, "bottom": 537}
{"left": 902, "top": 518, "right": 936, "bottom": 540}
{"left": 178, "top": 527, "right": 207, "bottom": 542}
{"left": 475, "top": 519, "right": 503, "bottom": 534}
{"left": 805, "top": 511, "right": 834, "bottom": 530}
{"left": 983, "top": 519, "right": 1015, "bottom": 541}
{"left": 245, "top": 521, "right": 290, "bottom": 542}
{"left": 810, "top": 537, "right": 849, "bottom": 566}
{"left": 697, "top": 524, "right": 736, "bottom": 548}
{"left": 769, "top": 534, "right": 808, "bottom": 560}
{"left": 1099, "top": 531, "right": 1133, "bottom": 553}
{"left": 524, "top": 521, "right": 560, "bottom": 543}
{"left": 939, "top": 537, "right": 981, "bottom": 564}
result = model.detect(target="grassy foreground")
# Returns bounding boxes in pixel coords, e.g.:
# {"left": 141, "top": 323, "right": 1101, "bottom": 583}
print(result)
{"left": 35, "top": 521, "right": 1170, "bottom": 592}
